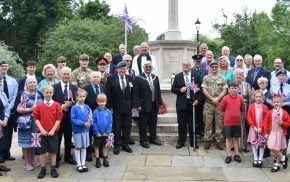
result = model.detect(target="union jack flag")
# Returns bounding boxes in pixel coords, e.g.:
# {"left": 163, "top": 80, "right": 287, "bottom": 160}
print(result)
{"left": 252, "top": 134, "right": 266, "bottom": 149}
{"left": 88, "top": 110, "right": 93, "bottom": 125}
{"left": 190, "top": 81, "right": 200, "bottom": 93}
{"left": 68, "top": 90, "right": 74, "bottom": 102}
{"left": 20, "top": 95, "right": 29, "bottom": 108}
{"left": 122, "top": 5, "right": 132, "bottom": 33}
{"left": 105, "top": 135, "right": 114, "bottom": 148}
{"left": 31, "top": 133, "right": 41, "bottom": 148}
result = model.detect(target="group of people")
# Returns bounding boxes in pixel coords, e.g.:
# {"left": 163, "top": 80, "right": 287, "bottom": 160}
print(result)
{"left": 0, "top": 41, "right": 289, "bottom": 179}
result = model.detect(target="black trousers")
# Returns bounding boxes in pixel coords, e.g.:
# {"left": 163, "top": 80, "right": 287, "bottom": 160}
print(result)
{"left": 195, "top": 103, "right": 204, "bottom": 135}
{"left": 0, "top": 115, "right": 14, "bottom": 157}
{"left": 57, "top": 114, "right": 72, "bottom": 159}
{"left": 177, "top": 102, "right": 196, "bottom": 145}
{"left": 139, "top": 103, "right": 158, "bottom": 142}
{"left": 113, "top": 113, "right": 132, "bottom": 148}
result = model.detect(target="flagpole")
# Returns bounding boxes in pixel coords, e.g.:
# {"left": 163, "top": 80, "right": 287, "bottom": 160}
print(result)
{"left": 125, "top": 20, "right": 127, "bottom": 54}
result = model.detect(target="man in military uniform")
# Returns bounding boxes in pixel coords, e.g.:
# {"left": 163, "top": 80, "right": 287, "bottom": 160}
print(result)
{"left": 56, "top": 56, "right": 67, "bottom": 79}
{"left": 95, "top": 58, "right": 111, "bottom": 85}
{"left": 71, "top": 54, "right": 93, "bottom": 88}
{"left": 202, "top": 61, "right": 227, "bottom": 150}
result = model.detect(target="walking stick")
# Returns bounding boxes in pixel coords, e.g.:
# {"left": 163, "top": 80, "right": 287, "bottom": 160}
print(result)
{"left": 193, "top": 104, "right": 196, "bottom": 151}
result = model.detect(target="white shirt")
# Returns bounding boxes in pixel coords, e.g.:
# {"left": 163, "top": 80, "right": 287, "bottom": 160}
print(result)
{"left": 44, "top": 99, "right": 54, "bottom": 106}
{"left": 132, "top": 54, "right": 158, "bottom": 76}
{"left": 183, "top": 72, "right": 191, "bottom": 84}
{"left": 118, "top": 74, "right": 126, "bottom": 89}
{"left": 60, "top": 81, "right": 70, "bottom": 98}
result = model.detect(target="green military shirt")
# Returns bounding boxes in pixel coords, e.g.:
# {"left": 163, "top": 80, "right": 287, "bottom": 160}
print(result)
{"left": 71, "top": 67, "right": 93, "bottom": 88}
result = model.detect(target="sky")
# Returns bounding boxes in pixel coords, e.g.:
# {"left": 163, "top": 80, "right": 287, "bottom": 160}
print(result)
{"left": 104, "top": 0, "right": 277, "bottom": 41}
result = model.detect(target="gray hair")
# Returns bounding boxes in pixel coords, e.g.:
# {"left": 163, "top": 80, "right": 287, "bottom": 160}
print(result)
{"left": 24, "top": 77, "right": 37, "bottom": 91}
{"left": 42, "top": 64, "right": 57, "bottom": 77}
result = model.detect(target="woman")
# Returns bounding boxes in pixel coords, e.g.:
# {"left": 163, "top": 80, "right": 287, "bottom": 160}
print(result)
{"left": 234, "top": 68, "right": 252, "bottom": 151}
{"left": 233, "top": 55, "right": 247, "bottom": 78}
{"left": 218, "top": 56, "right": 234, "bottom": 83}
{"left": 17, "top": 77, "right": 43, "bottom": 171}
{"left": 38, "top": 64, "right": 60, "bottom": 92}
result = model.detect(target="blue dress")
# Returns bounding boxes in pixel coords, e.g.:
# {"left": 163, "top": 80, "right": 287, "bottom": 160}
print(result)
{"left": 17, "top": 91, "right": 43, "bottom": 148}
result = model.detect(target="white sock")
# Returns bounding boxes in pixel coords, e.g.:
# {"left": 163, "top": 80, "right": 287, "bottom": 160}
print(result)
{"left": 81, "top": 148, "right": 87, "bottom": 166}
{"left": 281, "top": 155, "right": 286, "bottom": 161}
{"left": 252, "top": 146, "right": 258, "bottom": 160}
{"left": 274, "top": 162, "right": 280, "bottom": 166}
{"left": 258, "top": 148, "right": 264, "bottom": 161}
{"left": 74, "top": 149, "right": 81, "bottom": 167}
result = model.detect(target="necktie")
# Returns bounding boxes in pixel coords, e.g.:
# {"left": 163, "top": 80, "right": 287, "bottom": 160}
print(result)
{"left": 280, "top": 83, "right": 284, "bottom": 94}
{"left": 185, "top": 73, "right": 190, "bottom": 99}
{"left": 252, "top": 68, "right": 260, "bottom": 84}
{"left": 95, "top": 85, "right": 101, "bottom": 94}
{"left": 121, "top": 76, "right": 126, "bottom": 91}
{"left": 64, "top": 84, "right": 68, "bottom": 101}
{"left": 46, "top": 101, "right": 50, "bottom": 106}
{"left": 3, "top": 76, "right": 9, "bottom": 99}
{"left": 147, "top": 73, "right": 155, "bottom": 101}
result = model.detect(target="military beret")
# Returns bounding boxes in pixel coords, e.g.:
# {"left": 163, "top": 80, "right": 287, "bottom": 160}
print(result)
{"left": 96, "top": 57, "right": 108, "bottom": 65}
{"left": 209, "top": 61, "right": 218, "bottom": 66}
{"left": 116, "top": 61, "right": 127, "bottom": 68}
{"left": 0, "top": 60, "right": 8, "bottom": 65}
{"left": 276, "top": 69, "right": 287, "bottom": 76}
{"left": 192, "top": 54, "right": 203, "bottom": 61}
{"left": 56, "top": 56, "right": 67, "bottom": 63}
{"left": 79, "top": 54, "right": 89, "bottom": 60}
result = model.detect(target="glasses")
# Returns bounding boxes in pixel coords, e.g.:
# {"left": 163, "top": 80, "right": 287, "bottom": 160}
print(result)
{"left": 236, "top": 59, "right": 243, "bottom": 62}
{"left": 145, "top": 66, "right": 152, "bottom": 68}
{"left": 124, "top": 60, "right": 131, "bottom": 62}
{"left": 211, "top": 66, "right": 218, "bottom": 68}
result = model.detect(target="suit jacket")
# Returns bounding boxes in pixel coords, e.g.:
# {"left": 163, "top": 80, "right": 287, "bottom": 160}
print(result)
{"left": 101, "top": 72, "right": 111, "bottom": 85}
{"left": 106, "top": 74, "right": 136, "bottom": 113}
{"left": 18, "top": 76, "right": 42, "bottom": 93}
{"left": 108, "top": 63, "right": 116, "bottom": 75}
{"left": 246, "top": 67, "right": 271, "bottom": 90}
{"left": 83, "top": 84, "right": 106, "bottom": 110}
{"left": 135, "top": 73, "right": 163, "bottom": 112}
{"left": 171, "top": 71, "right": 202, "bottom": 110}
{"left": 191, "top": 67, "right": 208, "bottom": 80}
{"left": 112, "top": 53, "right": 123, "bottom": 65}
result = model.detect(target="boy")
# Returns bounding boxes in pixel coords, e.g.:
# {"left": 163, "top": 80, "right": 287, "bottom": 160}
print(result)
{"left": 33, "top": 85, "right": 63, "bottom": 178}
{"left": 220, "top": 81, "right": 244, "bottom": 163}
{"left": 18, "top": 60, "right": 42, "bottom": 92}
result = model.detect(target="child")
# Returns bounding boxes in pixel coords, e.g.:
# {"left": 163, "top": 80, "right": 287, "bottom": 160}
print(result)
{"left": 220, "top": 81, "right": 244, "bottom": 163}
{"left": 33, "top": 85, "right": 63, "bottom": 179}
{"left": 247, "top": 90, "right": 269, "bottom": 167}
{"left": 92, "top": 94, "right": 112, "bottom": 168}
{"left": 71, "top": 89, "right": 92, "bottom": 173}
{"left": 257, "top": 77, "right": 271, "bottom": 109}
{"left": 264, "top": 94, "right": 290, "bottom": 172}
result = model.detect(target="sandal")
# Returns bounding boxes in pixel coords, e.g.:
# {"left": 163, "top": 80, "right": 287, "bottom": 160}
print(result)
{"left": 252, "top": 160, "right": 258, "bottom": 167}
{"left": 271, "top": 164, "right": 280, "bottom": 172}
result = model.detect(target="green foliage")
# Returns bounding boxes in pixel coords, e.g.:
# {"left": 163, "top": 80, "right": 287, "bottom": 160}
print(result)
{"left": 77, "top": 0, "right": 111, "bottom": 20}
{"left": 199, "top": 36, "right": 225, "bottom": 59}
{"left": 38, "top": 17, "right": 148, "bottom": 70}
{"left": 0, "top": 41, "right": 25, "bottom": 79}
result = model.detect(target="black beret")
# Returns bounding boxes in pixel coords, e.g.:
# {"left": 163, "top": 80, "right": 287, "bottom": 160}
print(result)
{"left": 276, "top": 69, "right": 287, "bottom": 76}
{"left": 116, "top": 61, "right": 127, "bottom": 68}
{"left": 96, "top": 57, "right": 108, "bottom": 65}
{"left": 192, "top": 54, "right": 203, "bottom": 61}
{"left": 0, "top": 60, "right": 8, "bottom": 65}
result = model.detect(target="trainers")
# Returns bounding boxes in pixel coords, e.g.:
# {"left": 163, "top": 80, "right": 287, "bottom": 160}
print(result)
{"left": 204, "top": 142, "right": 211, "bottom": 150}
{"left": 51, "top": 167, "right": 58, "bottom": 178}
{"left": 233, "top": 155, "right": 241, "bottom": 163}
{"left": 95, "top": 158, "right": 101, "bottom": 168}
{"left": 37, "top": 167, "right": 46, "bottom": 179}
{"left": 216, "top": 142, "right": 224, "bottom": 150}
{"left": 225, "top": 156, "right": 232, "bottom": 164}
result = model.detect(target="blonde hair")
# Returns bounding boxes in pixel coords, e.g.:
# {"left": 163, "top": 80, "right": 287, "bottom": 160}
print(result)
{"left": 76, "top": 88, "right": 87, "bottom": 97}
{"left": 97, "top": 93, "right": 107, "bottom": 101}
{"left": 252, "top": 90, "right": 265, "bottom": 100}
{"left": 42, "top": 64, "right": 57, "bottom": 77}
{"left": 24, "top": 77, "right": 37, "bottom": 91}
{"left": 43, "top": 85, "right": 54, "bottom": 92}
{"left": 218, "top": 56, "right": 231, "bottom": 71}
{"left": 257, "top": 77, "right": 268, "bottom": 84}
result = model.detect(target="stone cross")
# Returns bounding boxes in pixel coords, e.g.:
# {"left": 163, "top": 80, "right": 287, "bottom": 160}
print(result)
{"left": 165, "top": 0, "right": 181, "bottom": 40}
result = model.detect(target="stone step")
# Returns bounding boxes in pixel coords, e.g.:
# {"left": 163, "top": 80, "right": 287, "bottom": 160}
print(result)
{"left": 157, "top": 112, "right": 177, "bottom": 123}
{"left": 132, "top": 121, "right": 178, "bottom": 133}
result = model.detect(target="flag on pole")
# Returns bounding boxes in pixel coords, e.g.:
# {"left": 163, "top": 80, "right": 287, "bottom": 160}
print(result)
{"left": 122, "top": 5, "right": 132, "bottom": 33}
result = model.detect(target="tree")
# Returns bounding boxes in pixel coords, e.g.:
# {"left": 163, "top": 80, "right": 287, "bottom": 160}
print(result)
{"left": 77, "top": 0, "right": 111, "bottom": 20}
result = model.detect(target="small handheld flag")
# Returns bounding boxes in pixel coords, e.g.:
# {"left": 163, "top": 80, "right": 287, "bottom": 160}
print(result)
{"left": 31, "top": 133, "right": 41, "bottom": 148}
{"left": 105, "top": 135, "right": 114, "bottom": 148}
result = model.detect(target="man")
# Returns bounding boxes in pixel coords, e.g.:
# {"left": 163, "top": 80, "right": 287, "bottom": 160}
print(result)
{"left": 201, "top": 50, "right": 214, "bottom": 74}
{"left": 244, "top": 54, "right": 253, "bottom": 76}
{"left": 132, "top": 42, "right": 158, "bottom": 76}
{"left": 53, "top": 67, "right": 78, "bottom": 167}
{"left": 83, "top": 71, "right": 106, "bottom": 161}
{"left": 124, "top": 54, "right": 136, "bottom": 80}
{"left": 95, "top": 58, "right": 111, "bottom": 85}
{"left": 133, "top": 45, "right": 141, "bottom": 56}
{"left": 202, "top": 61, "right": 228, "bottom": 150}
{"left": 106, "top": 61, "right": 136, "bottom": 154}
{"left": 71, "top": 54, "right": 93, "bottom": 88}
{"left": 171, "top": 60, "right": 202, "bottom": 149}
{"left": 104, "top": 53, "right": 116, "bottom": 74}
{"left": 199, "top": 43, "right": 208, "bottom": 63}
{"left": 192, "top": 54, "right": 208, "bottom": 137}
{"left": 56, "top": 56, "right": 67, "bottom": 79}
{"left": 112, "top": 44, "right": 126, "bottom": 65}
{"left": 135, "top": 61, "right": 162, "bottom": 148}
{"left": 0, "top": 60, "right": 17, "bottom": 161}
{"left": 270, "top": 57, "right": 290, "bottom": 86}
{"left": 18, "top": 60, "right": 42, "bottom": 92}
{"left": 246, "top": 54, "right": 271, "bottom": 90}
{"left": 221, "top": 46, "right": 235, "bottom": 67}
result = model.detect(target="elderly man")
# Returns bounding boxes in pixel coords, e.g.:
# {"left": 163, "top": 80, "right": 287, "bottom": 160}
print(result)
{"left": 171, "top": 60, "right": 202, "bottom": 149}
{"left": 53, "top": 67, "right": 78, "bottom": 167}
{"left": 123, "top": 54, "right": 136, "bottom": 80}
{"left": 244, "top": 54, "right": 253, "bottom": 76}
{"left": 246, "top": 54, "right": 271, "bottom": 90}
{"left": 221, "top": 46, "right": 235, "bottom": 67}
{"left": 201, "top": 50, "right": 214, "bottom": 74}
{"left": 199, "top": 43, "right": 208, "bottom": 63}
{"left": 270, "top": 57, "right": 290, "bottom": 86}
{"left": 135, "top": 61, "right": 162, "bottom": 148}
{"left": 56, "top": 56, "right": 67, "bottom": 79}
{"left": 0, "top": 60, "right": 18, "bottom": 161}
{"left": 112, "top": 44, "right": 126, "bottom": 65}
{"left": 106, "top": 61, "right": 136, "bottom": 154}
{"left": 104, "top": 53, "right": 116, "bottom": 74}
{"left": 96, "top": 58, "right": 111, "bottom": 85}
{"left": 71, "top": 54, "right": 93, "bottom": 88}
{"left": 202, "top": 61, "right": 228, "bottom": 150}
{"left": 133, "top": 45, "right": 141, "bottom": 56}
{"left": 132, "top": 42, "right": 158, "bottom": 76}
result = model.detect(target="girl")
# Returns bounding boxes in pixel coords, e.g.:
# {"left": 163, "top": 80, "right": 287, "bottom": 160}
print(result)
{"left": 264, "top": 94, "right": 290, "bottom": 172}
{"left": 247, "top": 90, "right": 268, "bottom": 168}
{"left": 71, "top": 89, "right": 92, "bottom": 173}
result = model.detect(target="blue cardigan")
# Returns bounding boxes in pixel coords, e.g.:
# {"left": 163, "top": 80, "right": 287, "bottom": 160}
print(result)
{"left": 92, "top": 108, "right": 112, "bottom": 135}
{"left": 70, "top": 104, "right": 92, "bottom": 134}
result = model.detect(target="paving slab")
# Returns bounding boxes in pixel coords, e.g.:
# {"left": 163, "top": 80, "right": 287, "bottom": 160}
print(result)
{"left": 222, "top": 167, "right": 271, "bottom": 182}
{"left": 110, "top": 155, "right": 146, "bottom": 166}
{"left": 146, "top": 155, "right": 171, "bottom": 166}
{"left": 123, "top": 166, "right": 226, "bottom": 181}
{"left": 171, "top": 156, "right": 203, "bottom": 167}
{"left": 142, "top": 146, "right": 189, "bottom": 156}
{"left": 203, "top": 156, "right": 227, "bottom": 168}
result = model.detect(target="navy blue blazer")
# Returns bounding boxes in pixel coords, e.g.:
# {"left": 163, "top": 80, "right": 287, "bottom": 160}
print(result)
{"left": 246, "top": 67, "right": 271, "bottom": 90}
{"left": 112, "top": 53, "right": 123, "bottom": 65}
{"left": 191, "top": 67, "right": 208, "bottom": 80}
{"left": 83, "top": 84, "right": 106, "bottom": 110}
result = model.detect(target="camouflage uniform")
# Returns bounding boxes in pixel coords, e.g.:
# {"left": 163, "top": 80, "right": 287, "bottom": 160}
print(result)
{"left": 201, "top": 75, "right": 227, "bottom": 142}
{"left": 71, "top": 67, "right": 93, "bottom": 88}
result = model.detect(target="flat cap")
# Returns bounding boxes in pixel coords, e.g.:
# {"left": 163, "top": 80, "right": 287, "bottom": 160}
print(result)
{"left": 0, "top": 60, "right": 8, "bottom": 65}
{"left": 209, "top": 61, "right": 218, "bottom": 66}
{"left": 192, "top": 54, "right": 203, "bottom": 61}
{"left": 96, "top": 57, "right": 108, "bottom": 65}
{"left": 79, "top": 54, "right": 89, "bottom": 60}
{"left": 276, "top": 69, "right": 287, "bottom": 76}
{"left": 116, "top": 61, "right": 127, "bottom": 68}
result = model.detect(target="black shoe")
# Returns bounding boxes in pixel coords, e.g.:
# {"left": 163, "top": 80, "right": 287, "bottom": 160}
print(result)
{"left": 233, "top": 155, "right": 241, "bottom": 163}
{"left": 86, "top": 154, "right": 93, "bottom": 162}
{"left": 190, "top": 143, "right": 199, "bottom": 149}
{"left": 281, "top": 156, "right": 288, "bottom": 169}
{"left": 37, "top": 167, "right": 46, "bottom": 179}
{"left": 113, "top": 147, "right": 120, "bottom": 155}
{"left": 253, "top": 160, "right": 258, "bottom": 167}
{"left": 76, "top": 166, "right": 84, "bottom": 173}
{"left": 0, "top": 165, "right": 10, "bottom": 172}
{"left": 176, "top": 143, "right": 184, "bottom": 149}
{"left": 103, "top": 158, "right": 109, "bottom": 167}
{"left": 129, "top": 139, "right": 135, "bottom": 145}
{"left": 225, "top": 156, "right": 232, "bottom": 164}
{"left": 51, "top": 167, "right": 58, "bottom": 178}
{"left": 0, "top": 156, "right": 4, "bottom": 163}
{"left": 257, "top": 160, "right": 263, "bottom": 168}
{"left": 95, "top": 158, "right": 101, "bottom": 168}
{"left": 122, "top": 146, "right": 133, "bottom": 153}
{"left": 140, "top": 142, "right": 150, "bottom": 148}
{"left": 149, "top": 139, "right": 162, "bottom": 145}
{"left": 64, "top": 157, "right": 76, "bottom": 165}
{"left": 271, "top": 165, "right": 280, "bottom": 172}
{"left": 71, "top": 142, "right": 75, "bottom": 148}
{"left": 82, "top": 165, "right": 88, "bottom": 172}
{"left": 4, "top": 156, "right": 15, "bottom": 161}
